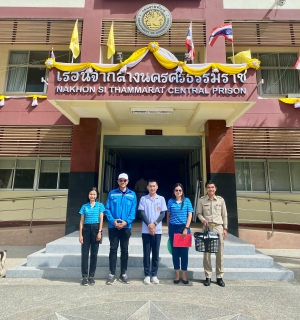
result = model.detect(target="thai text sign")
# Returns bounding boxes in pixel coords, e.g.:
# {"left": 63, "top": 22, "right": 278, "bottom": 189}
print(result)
{"left": 55, "top": 70, "right": 248, "bottom": 97}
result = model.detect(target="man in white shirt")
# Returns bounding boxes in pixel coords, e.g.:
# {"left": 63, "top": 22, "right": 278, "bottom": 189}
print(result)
{"left": 138, "top": 179, "right": 167, "bottom": 285}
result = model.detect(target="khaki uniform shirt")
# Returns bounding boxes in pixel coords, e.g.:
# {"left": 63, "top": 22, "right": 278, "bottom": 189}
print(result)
{"left": 197, "top": 195, "right": 228, "bottom": 229}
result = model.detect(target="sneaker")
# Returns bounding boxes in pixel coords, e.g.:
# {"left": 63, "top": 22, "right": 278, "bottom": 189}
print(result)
{"left": 151, "top": 276, "right": 160, "bottom": 284}
{"left": 106, "top": 274, "right": 115, "bottom": 285}
{"left": 119, "top": 274, "right": 130, "bottom": 284}
{"left": 88, "top": 277, "right": 95, "bottom": 286}
{"left": 81, "top": 277, "right": 88, "bottom": 286}
{"left": 143, "top": 276, "right": 151, "bottom": 285}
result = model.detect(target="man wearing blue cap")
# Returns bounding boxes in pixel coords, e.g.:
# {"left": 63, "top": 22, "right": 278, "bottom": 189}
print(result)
{"left": 105, "top": 173, "right": 137, "bottom": 285}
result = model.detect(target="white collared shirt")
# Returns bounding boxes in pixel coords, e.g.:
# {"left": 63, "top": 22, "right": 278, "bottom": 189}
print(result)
{"left": 138, "top": 194, "right": 167, "bottom": 234}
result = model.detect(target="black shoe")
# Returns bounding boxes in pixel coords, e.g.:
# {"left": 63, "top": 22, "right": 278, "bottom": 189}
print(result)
{"left": 119, "top": 274, "right": 130, "bottom": 284}
{"left": 204, "top": 278, "right": 211, "bottom": 286}
{"left": 173, "top": 279, "right": 180, "bottom": 284}
{"left": 88, "top": 277, "right": 95, "bottom": 286}
{"left": 182, "top": 279, "right": 189, "bottom": 285}
{"left": 106, "top": 274, "right": 115, "bottom": 285}
{"left": 81, "top": 277, "right": 88, "bottom": 286}
{"left": 217, "top": 278, "right": 225, "bottom": 287}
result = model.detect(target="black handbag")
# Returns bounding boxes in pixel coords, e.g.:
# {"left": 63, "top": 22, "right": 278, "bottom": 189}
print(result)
{"left": 194, "top": 227, "right": 219, "bottom": 253}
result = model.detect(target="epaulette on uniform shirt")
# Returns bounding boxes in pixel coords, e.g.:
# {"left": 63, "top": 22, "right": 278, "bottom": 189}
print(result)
{"left": 217, "top": 196, "right": 223, "bottom": 199}
{"left": 201, "top": 195, "right": 206, "bottom": 198}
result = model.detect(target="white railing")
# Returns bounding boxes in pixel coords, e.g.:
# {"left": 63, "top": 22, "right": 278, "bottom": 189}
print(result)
{"left": 237, "top": 196, "right": 300, "bottom": 234}
{"left": 0, "top": 195, "right": 67, "bottom": 233}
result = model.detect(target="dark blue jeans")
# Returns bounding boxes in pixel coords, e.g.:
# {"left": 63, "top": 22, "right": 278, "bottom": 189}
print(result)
{"left": 81, "top": 223, "right": 100, "bottom": 278}
{"left": 142, "top": 233, "right": 162, "bottom": 277}
{"left": 168, "top": 223, "right": 191, "bottom": 271}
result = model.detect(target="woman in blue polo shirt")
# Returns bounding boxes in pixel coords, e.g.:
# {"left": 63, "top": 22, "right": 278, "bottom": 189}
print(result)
{"left": 79, "top": 187, "right": 104, "bottom": 286}
{"left": 167, "top": 183, "right": 193, "bottom": 285}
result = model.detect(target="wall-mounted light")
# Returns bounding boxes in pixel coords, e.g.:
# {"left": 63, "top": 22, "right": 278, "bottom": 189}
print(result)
{"left": 41, "top": 77, "right": 48, "bottom": 86}
{"left": 276, "top": 0, "right": 286, "bottom": 6}
{"left": 184, "top": 53, "right": 190, "bottom": 64}
{"left": 116, "top": 52, "right": 123, "bottom": 62}
{"left": 131, "top": 108, "right": 173, "bottom": 114}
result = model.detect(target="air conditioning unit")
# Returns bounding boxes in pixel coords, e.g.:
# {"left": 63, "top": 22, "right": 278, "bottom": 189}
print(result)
{"left": 287, "top": 94, "right": 300, "bottom": 98}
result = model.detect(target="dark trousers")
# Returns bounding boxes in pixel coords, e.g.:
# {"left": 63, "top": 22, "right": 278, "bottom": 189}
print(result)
{"left": 81, "top": 223, "right": 100, "bottom": 278}
{"left": 168, "top": 223, "right": 191, "bottom": 271}
{"left": 108, "top": 228, "right": 131, "bottom": 275}
{"left": 142, "top": 233, "right": 162, "bottom": 277}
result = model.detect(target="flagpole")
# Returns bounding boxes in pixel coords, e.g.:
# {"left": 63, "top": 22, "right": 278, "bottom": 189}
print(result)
{"left": 231, "top": 42, "right": 235, "bottom": 63}
{"left": 111, "top": 21, "right": 114, "bottom": 63}
{"left": 191, "top": 21, "right": 194, "bottom": 64}
{"left": 231, "top": 22, "right": 235, "bottom": 63}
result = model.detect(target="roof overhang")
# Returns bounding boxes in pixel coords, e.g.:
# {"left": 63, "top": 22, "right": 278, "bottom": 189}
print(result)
{"left": 48, "top": 99, "right": 255, "bottom": 133}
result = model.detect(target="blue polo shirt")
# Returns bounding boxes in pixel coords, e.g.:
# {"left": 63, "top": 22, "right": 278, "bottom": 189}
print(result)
{"left": 79, "top": 202, "right": 105, "bottom": 224}
{"left": 138, "top": 194, "right": 167, "bottom": 234}
{"left": 167, "top": 198, "right": 194, "bottom": 225}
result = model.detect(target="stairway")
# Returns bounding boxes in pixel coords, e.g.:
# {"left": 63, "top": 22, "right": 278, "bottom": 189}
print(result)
{"left": 7, "top": 231, "right": 294, "bottom": 280}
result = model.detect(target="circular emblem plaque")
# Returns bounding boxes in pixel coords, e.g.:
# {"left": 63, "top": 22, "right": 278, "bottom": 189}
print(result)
{"left": 136, "top": 3, "right": 172, "bottom": 37}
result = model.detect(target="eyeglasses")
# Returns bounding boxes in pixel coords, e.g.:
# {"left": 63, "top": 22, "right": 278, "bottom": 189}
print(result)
{"left": 175, "top": 189, "right": 182, "bottom": 192}
{"left": 118, "top": 179, "right": 128, "bottom": 183}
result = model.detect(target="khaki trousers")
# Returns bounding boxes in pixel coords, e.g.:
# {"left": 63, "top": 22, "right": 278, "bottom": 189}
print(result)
{"left": 203, "top": 224, "right": 224, "bottom": 279}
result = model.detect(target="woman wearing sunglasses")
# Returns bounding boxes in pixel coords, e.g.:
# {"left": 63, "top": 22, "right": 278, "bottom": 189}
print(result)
{"left": 167, "top": 183, "right": 193, "bottom": 284}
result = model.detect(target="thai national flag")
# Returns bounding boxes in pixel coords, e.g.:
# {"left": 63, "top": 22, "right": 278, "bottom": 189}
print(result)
{"left": 294, "top": 57, "right": 300, "bottom": 70}
{"left": 185, "top": 22, "right": 195, "bottom": 61}
{"left": 209, "top": 22, "right": 233, "bottom": 46}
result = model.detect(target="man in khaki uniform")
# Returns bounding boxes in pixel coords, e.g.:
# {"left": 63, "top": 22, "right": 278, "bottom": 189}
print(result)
{"left": 197, "top": 181, "right": 228, "bottom": 287}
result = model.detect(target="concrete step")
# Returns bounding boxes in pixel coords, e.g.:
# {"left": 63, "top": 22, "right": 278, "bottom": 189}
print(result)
{"left": 6, "top": 231, "right": 294, "bottom": 281}
{"left": 26, "top": 250, "right": 274, "bottom": 268}
{"left": 7, "top": 264, "right": 294, "bottom": 281}
{"left": 45, "top": 232, "right": 256, "bottom": 255}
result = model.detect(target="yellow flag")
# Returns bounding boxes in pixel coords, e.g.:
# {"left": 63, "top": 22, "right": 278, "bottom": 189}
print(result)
{"left": 107, "top": 23, "right": 115, "bottom": 59}
{"left": 69, "top": 19, "right": 80, "bottom": 59}
{"left": 228, "top": 49, "right": 251, "bottom": 64}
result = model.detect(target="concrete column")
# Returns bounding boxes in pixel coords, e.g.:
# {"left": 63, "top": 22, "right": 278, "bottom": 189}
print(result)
{"left": 204, "top": 120, "right": 238, "bottom": 237}
{"left": 205, "top": 0, "right": 226, "bottom": 63}
{"left": 65, "top": 118, "right": 101, "bottom": 234}
{"left": 81, "top": 0, "right": 103, "bottom": 62}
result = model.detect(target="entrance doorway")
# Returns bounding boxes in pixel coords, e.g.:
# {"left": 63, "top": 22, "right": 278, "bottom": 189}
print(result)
{"left": 101, "top": 135, "right": 203, "bottom": 209}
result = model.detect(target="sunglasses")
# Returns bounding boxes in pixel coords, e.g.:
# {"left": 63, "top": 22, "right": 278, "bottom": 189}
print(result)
{"left": 118, "top": 179, "right": 128, "bottom": 182}
{"left": 175, "top": 189, "right": 182, "bottom": 192}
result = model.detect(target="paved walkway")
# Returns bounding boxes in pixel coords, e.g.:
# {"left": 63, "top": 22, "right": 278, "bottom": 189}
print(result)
{"left": 1, "top": 247, "right": 300, "bottom": 320}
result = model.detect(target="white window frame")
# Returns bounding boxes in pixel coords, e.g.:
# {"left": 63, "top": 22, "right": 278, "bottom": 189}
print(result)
{"left": 235, "top": 159, "right": 267, "bottom": 193}
{"left": 0, "top": 157, "right": 70, "bottom": 191}
{"left": 5, "top": 50, "right": 75, "bottom": 95}
{"left": 235, "top": 159, "right": 300, "bottom": 193}
{"left": 253, "top": 52, "right": 300, "bottom": 97}
{"left": 5, "top": 51, "right": 48, "bottom": 94}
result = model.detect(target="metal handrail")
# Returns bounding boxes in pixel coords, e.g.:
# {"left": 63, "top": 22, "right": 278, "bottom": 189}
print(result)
{"left": 0, "top": 195, "right": 67, "bottom": 202}
{"left": 237, "top": 196, "right": 300, "bottom": 204}
{"left": 0, "top": 194, "right": 67, "bottom": 233}
{"left": 237, "top": 196, "right": 300, "bottom": 234}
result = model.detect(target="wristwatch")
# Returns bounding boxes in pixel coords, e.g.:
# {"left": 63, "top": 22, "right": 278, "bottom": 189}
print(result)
{"left": 98, "top": 230, "right": 102, "bottom": 233}
{"left": 154, "top": 221, "right": 158, "bottom": 226}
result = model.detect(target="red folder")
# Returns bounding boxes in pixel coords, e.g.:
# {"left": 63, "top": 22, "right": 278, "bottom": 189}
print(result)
{"left": 173, "top": 233, "right": 192, "bottom": 248}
